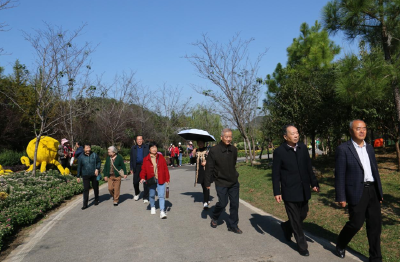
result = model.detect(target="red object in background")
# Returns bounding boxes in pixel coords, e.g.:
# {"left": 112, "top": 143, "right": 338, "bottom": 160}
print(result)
{"left": 373, "top": 138, "right": 384, "bottom": 148}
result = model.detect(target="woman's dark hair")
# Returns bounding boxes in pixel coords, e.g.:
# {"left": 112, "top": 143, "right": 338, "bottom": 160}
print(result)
{"left": 148, "top": 142, "right": 158, "bottom": 148}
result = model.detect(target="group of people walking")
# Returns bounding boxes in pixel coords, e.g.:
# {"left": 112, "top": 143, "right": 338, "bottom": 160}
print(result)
{"left": 73, "top": 119, "right": 383, "bottom": 261}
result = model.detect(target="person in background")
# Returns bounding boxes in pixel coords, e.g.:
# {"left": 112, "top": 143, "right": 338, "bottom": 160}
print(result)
{"left": 74, "top": 141, "right": 84, "bottom": 159}
{"left": 140, "top": 142, "right": 170, "bottom": 219}
{"left": 178, "top": 142, "right": 184, "bottom": 167}
{"left": 104, "top": 146, "right": 127, "bottom": 206}
{"left": 130, "top": 135, "right": 150, "bottom": 203}
{"left": 170, "top": 144, "right": 179, "bottom": 167}
{"left": 58, "top": 138, "right": 72, "bottom": 169}
{"left": 192, "top": 140, "right": 211, "bottom": 209}
{"left": 187, "top": 141, "right": 194, "bottom": 165}
{"left": 272, "top": 124, "right": 319, "bottom": 257}
{"left": 168, "top": 144, "right": 173, "bottom": 167}
{"left": 334, "top": 120, "right": 383, "bottom": 261}
{"left": 77, "top": 143, "right": 101, "bottom": 210}
{"left": 173, "top": 144, "right": 179, "bottom": 167}
{"left": 205, "top": 128, "right": 242, "bottom": 234}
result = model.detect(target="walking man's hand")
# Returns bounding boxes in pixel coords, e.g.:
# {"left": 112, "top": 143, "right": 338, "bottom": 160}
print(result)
{"left": 77, "top": 178, "right": 80, "bottom": 183}
{"left": 275, "top": 195, "right": 282, "bottom": 203}
{"left": 104, "top": 177, "right": 108, "bottom": 182}
{"left": 95, "top": 169, "right": 99, "bottom": 176}
{"left": 339, "top": 201, "right": 346, "bottom": 207}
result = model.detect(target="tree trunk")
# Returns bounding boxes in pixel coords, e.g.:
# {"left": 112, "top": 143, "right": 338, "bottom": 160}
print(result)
{"left": 243, "top": 138, "right": 248, "bottom": 163}
{"left": 259, "top": 146, "right": 264, "bottom": 160}
{"left": 32, "top": 134, "right": 42, "bottom": 175}
{"left": 393, "top": 84, "right": 400, "bottom": 171}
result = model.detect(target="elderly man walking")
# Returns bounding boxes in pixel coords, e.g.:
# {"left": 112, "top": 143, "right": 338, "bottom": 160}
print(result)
{"left": 77, "top": 143, "right": 101, "bottom": 210}
{"left": 130, "top": 135, "right": 150, "bottom": 203}
{"left": 335, "top": 120, "right": 383, "bottom": 261}
{"left": 205, "top": 128, "right": 242, "bottom": 234}
{"left": 272, "top": 124, "right": 319, "bottom": 256}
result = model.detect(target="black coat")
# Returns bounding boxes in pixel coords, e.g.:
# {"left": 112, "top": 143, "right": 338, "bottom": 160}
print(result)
{"left": 195, "top": 147, "right": 209, "bottom": 184}
{"left": 272, "top": 142, "right": 319, "bottom": 202}
{"left": 130, "top": 144, "right": 149, "bottom": 173}
{"left": 335, "top": 140, "right": 383, "bottom": 205}
{"left": 205, "top": 141, "right": 238, "bottom": 188}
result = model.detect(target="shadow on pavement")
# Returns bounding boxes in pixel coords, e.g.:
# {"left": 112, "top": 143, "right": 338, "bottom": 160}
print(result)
{"left": 119, "top": 193, "right": 133, "bottom": 203}
{"left": 180, "top": 192, "right": 214, "bottom": 203}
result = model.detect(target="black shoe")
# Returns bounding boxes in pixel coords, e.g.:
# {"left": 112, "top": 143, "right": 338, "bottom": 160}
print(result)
{"left": 298, "top": 249, "right": 309, "bottom": 256}
{"left": 228, "top": 227, "right": 243, "bottom": 234}
{"left": 114, "top": 203, "right": 118, "bottom": 206}
{"left": 210, "top": 219, "right": 218, "bottom": 228}
{"left": 94, "top": 200, "right": 99, "bottom": 206}
{"left": 81, "top": 206, "right": 88, "bottom": 210}
{"left": 280, "top": 222, "right": 292, "bottom": 241}
{"left": 335, "top": 245, "right": 345, "bottom": 258}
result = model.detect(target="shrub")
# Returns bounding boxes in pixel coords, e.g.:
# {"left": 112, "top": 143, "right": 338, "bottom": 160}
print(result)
{"left": 118, "top": 147, "right": 130, "bottom": 159}
{"left": 91, "top": 145, "right": 107, "bottom": 159}
{"left": 0, "top": 170, "right": 105, "bottom": 251}
{"left": 0, "top": 150, "right": 26, "bottom": 166}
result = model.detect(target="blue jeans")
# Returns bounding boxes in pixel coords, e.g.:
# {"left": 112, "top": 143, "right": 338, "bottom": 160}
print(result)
{"left": 178, "top": 154, "right": 182, "bottom": 166}
{"left": 149, "top": 181, "right": 166, "bottom": 211}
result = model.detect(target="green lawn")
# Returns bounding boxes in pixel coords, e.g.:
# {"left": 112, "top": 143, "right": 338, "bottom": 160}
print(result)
{"left": 237, "top": 155, "right": 400, "bottom": 262}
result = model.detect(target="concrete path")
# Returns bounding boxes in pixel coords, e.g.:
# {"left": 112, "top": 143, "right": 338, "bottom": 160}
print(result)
{"left": 5, "top": 165, "right": 366, "bottom": 262}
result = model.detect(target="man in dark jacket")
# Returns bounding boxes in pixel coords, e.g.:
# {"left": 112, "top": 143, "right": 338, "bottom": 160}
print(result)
{"left": 205, "top": 128, "right": 242, "bottom": 234}
{"left": 77, "top": 143, "right": 101, "bottom": 210}
{"left": 130, "top": 135, "right": 150, "bottom": 203}
{"left": 272, "top": 124, "right": 319, "bottom": 256}
{"left": 334, "top": 120, "right": 383, "bottom": 261}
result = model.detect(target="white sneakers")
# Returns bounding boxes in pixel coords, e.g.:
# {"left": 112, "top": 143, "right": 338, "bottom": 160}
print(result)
{"left": 143, "top": 199, "right": 149, "bottom": 204}
{"left": 134, "top": 195, "right": 139, "bottom": 201}
{"left": 151, "top": 207, "right": 156, "bottom": 215}
{"left": 160, "top": 211, "right": 167, "bottom": 219}
{"left": 203, "top": 202, "right": 209, "bottom": 209}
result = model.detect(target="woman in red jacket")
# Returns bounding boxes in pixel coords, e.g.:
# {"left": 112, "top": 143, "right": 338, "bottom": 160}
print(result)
{"left": 140, "top": 142, "right": 170, "bottom": 219}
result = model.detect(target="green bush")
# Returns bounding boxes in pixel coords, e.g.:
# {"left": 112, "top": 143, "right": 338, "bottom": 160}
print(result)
{"left": 118, "top": 147, "right": 130, "bottom": 159}
{"left": 91, "top": 145, "right": 107, "bottom": 159}
{"left": 0, "top": 170, "right": 105, "bottom": 251}
{"left": 0, "top": 150, "right": 26, "bottom": 166}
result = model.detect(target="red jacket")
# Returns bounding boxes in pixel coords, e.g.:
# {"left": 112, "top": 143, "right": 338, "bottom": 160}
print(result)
{"left": 170, "top": 147, "right": 179, "bottom": 157}
{"left": 140, "top": 153, "right": 170, "bottom": 185}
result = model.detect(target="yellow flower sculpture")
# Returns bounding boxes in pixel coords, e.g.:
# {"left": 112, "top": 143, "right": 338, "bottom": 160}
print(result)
{"left": 21, "top": 136, "right": 70, "bottom": 175}
{"left": 0, "top": 165, "right": 13, "bottom": 176}
{"left": 0, "top": 192, "right": 8, "bottom": 200}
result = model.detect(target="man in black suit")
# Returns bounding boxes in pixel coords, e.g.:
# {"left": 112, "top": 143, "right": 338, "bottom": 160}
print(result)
{"left": 272, "top": 124, "right": 319, "bottom": 256}
{"left": 335, "top": 120, "right": 383, "bottom": 261}
{"left": 130, "top": 135, "right": 150, "bottom": 203}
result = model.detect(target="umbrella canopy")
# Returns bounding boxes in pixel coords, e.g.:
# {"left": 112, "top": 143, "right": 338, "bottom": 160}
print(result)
{"left": 177, "top": 129, "right": 216, "bottom": 142}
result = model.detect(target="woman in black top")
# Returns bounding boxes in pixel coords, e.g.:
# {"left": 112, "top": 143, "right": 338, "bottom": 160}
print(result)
{"left": 192, "top": 140, "right": 211, "bottom": 209}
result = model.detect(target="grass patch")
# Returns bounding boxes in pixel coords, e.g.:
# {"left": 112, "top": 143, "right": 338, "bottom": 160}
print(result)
{"left": 237, "top": 154, "right": 400, "bottom": 262}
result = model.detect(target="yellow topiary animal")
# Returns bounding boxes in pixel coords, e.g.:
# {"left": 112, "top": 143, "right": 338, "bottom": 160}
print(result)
{"left": 0, "top": 165, "right": 13, "bottom": 176}
{"left": 21, "top": 136, "right": 70, "bottom": 175}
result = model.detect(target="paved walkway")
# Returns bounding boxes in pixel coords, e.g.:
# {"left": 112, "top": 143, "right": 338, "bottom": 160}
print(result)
{"left": 5, "top": 165, "right": 366, "bottom": 262}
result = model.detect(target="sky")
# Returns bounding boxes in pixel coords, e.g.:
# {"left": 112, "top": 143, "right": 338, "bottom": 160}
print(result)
{"left": 0, "top": 0, "right": 358, "bottom": 104}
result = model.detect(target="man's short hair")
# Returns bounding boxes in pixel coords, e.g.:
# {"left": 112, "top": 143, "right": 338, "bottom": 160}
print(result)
{"left": 76, "top": 141, "right": 81, "bottom": 146}
{"left": 136, "top": 135, "right": 143, "bottom": 140}
{"left": 221, "top": 128, "right": 232, "bottom": 136}
{"left": 83, "top": 142, "right": 91, "bottom": 147}
{"left": 282, "top": 124, "right": 296, "bottom": 136}
{"left": 349, "top": 119, "right": 366, "bottom": 129}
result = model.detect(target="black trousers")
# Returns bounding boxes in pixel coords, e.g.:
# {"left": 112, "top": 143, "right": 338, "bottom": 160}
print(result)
{"left": 133, "top": 164, "right": 149, "bottom": 200}
{"left": 201, "top": 183, "right": 210, "bottom": 203}
{"left": 83, "top": 176, "right": 99, "bottom": 207}
{"left": 283, "top": 200, "right": 309, "bottom": 252}
{"left": 213, "top": 182, "right": 240, "bottom": 228}
{"left": 337, "top": 185, "right": 382, "bottom": 262}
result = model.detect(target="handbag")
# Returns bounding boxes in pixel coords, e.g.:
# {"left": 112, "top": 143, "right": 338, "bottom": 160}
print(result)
{"left": 111, "top": 157, "right": 125, "bottom": 177}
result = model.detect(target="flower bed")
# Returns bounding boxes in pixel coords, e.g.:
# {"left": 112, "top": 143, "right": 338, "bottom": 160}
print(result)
{"left": 0, "top": 171, "right": 102, "bottom": 251}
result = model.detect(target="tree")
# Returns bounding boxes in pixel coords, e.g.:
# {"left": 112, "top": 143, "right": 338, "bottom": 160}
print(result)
{"left": 187, "top": 104, "right": 223, "bottom": 142}
{"left": 21, "top": 23, "right": 94, "bottom": 174}
{"left": 323, "top": 0, "right": 400, "bottom": 168}
{"left": 185, "top": 33, "right": 266, "bottom": 164}
{"left": 264, "top": 21, "right": 340, "bottom": 158}
{"left": 154, "top": 84, "right": 191, "bottom": 155}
